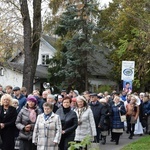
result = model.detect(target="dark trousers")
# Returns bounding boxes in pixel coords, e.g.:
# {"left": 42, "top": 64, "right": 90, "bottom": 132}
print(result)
{"left": 1, "top": 131, "right": 15, "bottom": 150}
{"left": 126, "top": 116, "right": 130, "bottom": 133}
{"left": 112, "top": 132, "right": 121, "bottom": 144}
{"left": 19, "top": 139, "right": 36, "bottom": 150}
{"left": 128, "top": 123, "right": 135, "bottom": 136}
{"left": 126, "top": 115, "right": 135, "bottom": 136}
{"left": 59, "top": 135, "right": 74, "bottom": 150}
{"left": 95, "top": 127, "right": 101, "bottom": 142}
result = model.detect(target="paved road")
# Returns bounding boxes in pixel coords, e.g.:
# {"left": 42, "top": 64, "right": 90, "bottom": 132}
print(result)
{"left": 99, "top": 132, "right": 143, "bottom": 150}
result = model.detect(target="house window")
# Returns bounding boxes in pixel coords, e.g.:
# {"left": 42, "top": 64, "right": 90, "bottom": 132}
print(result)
{"left": 42, "top": 54, "right": 49, "bottom": 65}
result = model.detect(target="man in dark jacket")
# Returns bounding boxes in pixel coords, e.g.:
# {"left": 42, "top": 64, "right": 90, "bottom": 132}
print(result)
{"left": 89, "top": 93, "right": 105, "bottom": 142}
{"left": 13, "top": 87, "right": 26, "bottom": 111}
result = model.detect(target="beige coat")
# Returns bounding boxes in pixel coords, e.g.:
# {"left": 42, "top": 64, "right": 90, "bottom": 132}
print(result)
{"left": 74, "top": 107, "right": 97, "bottom": 141}
{"left": 32, "top": 112, "right": 62, "bottom": 150}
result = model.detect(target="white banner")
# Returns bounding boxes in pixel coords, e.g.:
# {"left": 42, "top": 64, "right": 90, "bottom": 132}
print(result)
{"left": 121, "top": 61, "right": 135, "bottom": 80}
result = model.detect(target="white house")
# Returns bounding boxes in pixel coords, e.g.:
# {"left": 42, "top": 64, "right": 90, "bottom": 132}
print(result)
{"left": 0, "top": 35, "right": 56, "bottom": 90}
{"left": 0, "top": 35, "right": 117, "bottom": 93}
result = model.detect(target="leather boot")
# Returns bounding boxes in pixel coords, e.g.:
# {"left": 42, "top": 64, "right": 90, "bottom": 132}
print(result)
{"left": 128, "top": 133, "right": 133, "bottom": 139}
{"left": 101, "top": 136, "right": 106, "bottom": 145}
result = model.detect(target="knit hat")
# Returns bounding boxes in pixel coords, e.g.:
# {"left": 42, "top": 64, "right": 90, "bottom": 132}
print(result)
{"left": 76, "top": 96, "right": 87, "bottom": 103}
{"left": 74, "top": 90, "right": 79, "bottom": 96}
{"left": 27, "top": 95, "right": 37, "bottom": 104}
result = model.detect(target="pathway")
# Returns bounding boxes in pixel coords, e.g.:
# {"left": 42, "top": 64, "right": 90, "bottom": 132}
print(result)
{"left": 99, "top": 132, "right": 143, "bottom": 150}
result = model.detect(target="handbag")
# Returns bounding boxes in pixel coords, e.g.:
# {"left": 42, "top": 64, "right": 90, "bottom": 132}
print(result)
{"left": 119, "top": 112, "right": 126, "bottom": 122}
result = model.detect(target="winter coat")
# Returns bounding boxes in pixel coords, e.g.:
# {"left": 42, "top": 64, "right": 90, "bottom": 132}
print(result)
{"left": 32, "top": 112, "right": 62, "bottom": 150}
{"left": 56, "top": 107, "right": 78, "bottom": 138}
{"left": 16, "top": 104, "right": 41, "bottom": 140}
{"left": 14, "top": 94, "right": 26, "bottom": 110}
{"left": 112, "top": 102, "right": 126, "bottom": 129}
{"left": 142, "top": 101, "right": 150, "bottom": 115}
{"left": 0, "top": 106, "right": 17, "bottom": 150}
{"left": 34, "top": 96, "right": 45, "bottom": 113}
{"left": 89, "top": 101, "right": 105, "bottom": 127}
{"left": 100, "top": 103, "right": 112, "bottom": 131}
{"left": 74, "top": 107, "right": 97, "bottom": 141}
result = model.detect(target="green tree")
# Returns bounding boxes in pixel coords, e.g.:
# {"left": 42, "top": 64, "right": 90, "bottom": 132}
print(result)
{"left": 48, "top": 0, "right": 101, "bottom": 92}
{"left": 97, "top": 0, "right": 150, "bottom": 91}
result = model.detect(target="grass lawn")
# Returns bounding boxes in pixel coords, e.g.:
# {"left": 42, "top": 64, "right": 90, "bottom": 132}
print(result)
{"left": 121, "top": 135, "right": 150, "bottom": 150}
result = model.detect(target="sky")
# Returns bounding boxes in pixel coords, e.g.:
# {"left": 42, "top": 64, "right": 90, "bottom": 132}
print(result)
{"left": 99, "top": 0, "right": 113, "bottom": 7}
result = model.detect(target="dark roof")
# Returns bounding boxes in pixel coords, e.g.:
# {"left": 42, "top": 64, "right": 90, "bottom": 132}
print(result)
{"left": 8, "top": 50, "right": 23, "bottom": 62}
{"left": 88, "top": 48, "right": 112, "bottom": 78}
{"left": 7, "top": 62, "right": 48, "bottom": 79}
{"left": 42, "top": 35, "right": 57, "bottom": 48}
{"left": 35, "top": 65, "right": 48, "bottom": 78}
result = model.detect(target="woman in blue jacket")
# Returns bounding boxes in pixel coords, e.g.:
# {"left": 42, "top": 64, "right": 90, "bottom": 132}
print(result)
{"left": 111, "top": 96, "right": 126, "bottom": 145}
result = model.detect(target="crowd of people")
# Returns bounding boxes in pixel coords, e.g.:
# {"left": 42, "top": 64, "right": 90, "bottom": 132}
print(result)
{"left": 0, "top": 84, "right": 150, "bottom": 150}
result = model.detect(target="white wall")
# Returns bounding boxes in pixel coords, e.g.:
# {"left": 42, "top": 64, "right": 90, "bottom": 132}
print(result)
{"left": 0, "top": 67, "right": 23, "bottom": 89}
{"left": 37, "top": 38, "right": 55, "bottom": 65}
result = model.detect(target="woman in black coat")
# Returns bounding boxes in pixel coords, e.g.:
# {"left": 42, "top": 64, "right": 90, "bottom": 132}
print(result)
{"left": 0, "top": 94, "right": 17, "bottom": 150}
{"left": 56, "top": 96, "right": 78, "bottom": 150}
{"left": 99, "top": 98, "right": 112, "bottom": 145}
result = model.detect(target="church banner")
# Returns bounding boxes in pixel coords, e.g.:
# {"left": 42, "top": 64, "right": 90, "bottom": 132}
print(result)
{"left": 121, "top": 61, "right": 135, "bottom": 80}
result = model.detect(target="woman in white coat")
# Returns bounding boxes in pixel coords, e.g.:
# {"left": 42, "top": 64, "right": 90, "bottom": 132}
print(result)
{"left": 74, "top": 96, "right": 97, "bottom": 144}
{"left": 32, "top": 102, "right": 62, "bottom": 150}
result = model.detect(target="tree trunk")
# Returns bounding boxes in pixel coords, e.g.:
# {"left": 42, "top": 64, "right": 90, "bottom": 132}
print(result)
{"left": 20, "top": 0, "right": 41, "bottom": 94}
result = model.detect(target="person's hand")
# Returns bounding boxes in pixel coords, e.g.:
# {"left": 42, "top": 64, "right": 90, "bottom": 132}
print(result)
{"left": 62, "top": 130, "right": 65, "bottom": 134}
{"left": 0, "top": 123, "right": 5, "bottom": 129}
{"left": 98, "top": 125, "right": 101, "bottom": 128}
{"left": 25, "top": 124, "right": 31, "bottom": 132}
{"left": 53, "top": 142, "right": 58, "bottom": 146}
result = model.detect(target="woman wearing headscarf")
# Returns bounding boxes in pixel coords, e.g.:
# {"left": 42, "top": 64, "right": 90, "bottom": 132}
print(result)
{"left": 0, "top": 94, "right": 17, "bottom": 150}
{"left": 32, "top": 102, "right": 62, "bottom": 150}
{"left": 111, "top": 96, "right": 126, "bottom": 145}
{"left": 16, "top": 95, "right": 41, "bottom": 150}
{"left": 74, "top": 96, "right": 97, "bottom": 149}
{"left": 56, "top": 96, "right": 78, "bottom": 150}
